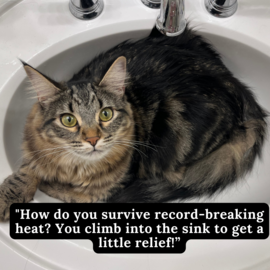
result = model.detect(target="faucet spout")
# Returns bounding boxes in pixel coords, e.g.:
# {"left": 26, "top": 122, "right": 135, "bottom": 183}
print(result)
{"left": 69, "top": 0, "right": 104, "bottom": 20}
{"left": 156, "top": 0, "right": 186, "bottom": 37}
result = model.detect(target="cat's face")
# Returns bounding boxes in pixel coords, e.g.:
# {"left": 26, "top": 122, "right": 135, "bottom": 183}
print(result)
{"left": 23, "top": 57, "right": 134, "bottom": 162}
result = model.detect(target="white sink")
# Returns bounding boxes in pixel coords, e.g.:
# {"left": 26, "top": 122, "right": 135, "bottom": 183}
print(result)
{"left": 0, "top": 0, "right": 270, "bottom": 269}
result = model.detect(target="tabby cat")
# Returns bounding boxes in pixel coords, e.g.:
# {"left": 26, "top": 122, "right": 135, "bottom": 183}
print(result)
{"left": 0, "top": 27, "right": 267, "bottom": 221}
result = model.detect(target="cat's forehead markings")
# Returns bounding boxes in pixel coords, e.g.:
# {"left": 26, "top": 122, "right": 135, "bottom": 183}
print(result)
{"left": 71, "top": 85, "right": 82, "bottom": 105}
{"left": 89, "top": 90, "right": 98, "bottom": 107}
{"left": 90, "top": 92, "right": 96, "bottom": 104}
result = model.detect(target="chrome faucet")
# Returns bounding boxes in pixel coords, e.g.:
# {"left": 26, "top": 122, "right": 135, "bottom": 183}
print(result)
{"left": 156, "top": 0, "right": 186, "bottom": 36}
{"left": 69, "top": 0, "right": 104, "bottom": 20}
{"left": 143, "top": 0, "right": 238, "bottom": 37}
{"left": 143, "top": 0, "right": 186, "bottom": 37}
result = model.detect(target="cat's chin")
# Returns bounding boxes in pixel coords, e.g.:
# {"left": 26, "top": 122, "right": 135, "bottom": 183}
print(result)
{"left": 74, "top": 149, "right": 108, "bottom": 162}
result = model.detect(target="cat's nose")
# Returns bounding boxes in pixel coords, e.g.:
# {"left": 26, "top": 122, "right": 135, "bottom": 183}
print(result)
{"left": 86, "top": 136, "right": 100, "bottom": 147}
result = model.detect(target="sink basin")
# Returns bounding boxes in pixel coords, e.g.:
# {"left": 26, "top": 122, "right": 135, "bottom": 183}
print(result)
{"left": 0, "top": 0, "right": 270, "bottom": 269}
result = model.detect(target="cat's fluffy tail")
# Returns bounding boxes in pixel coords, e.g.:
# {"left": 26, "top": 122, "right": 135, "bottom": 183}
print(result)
{"left": 109, "top": 117, "right": 267, "bottom": 203}
{"left": 179, "top": 118, "right": 267, "bottom": 197}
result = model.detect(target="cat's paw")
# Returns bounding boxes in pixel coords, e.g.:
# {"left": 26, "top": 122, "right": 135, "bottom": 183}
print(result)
{"left": 0, "top": 196, "right": 11, "bottom": 221}
{"left": 0, "top": 177, "right": 19, "bottom": 221}
{"left": 0, "top": 177, "right": 24, "bottom": 222}
{"left": 0, "top": 172, "right": 38, "bottom": 221}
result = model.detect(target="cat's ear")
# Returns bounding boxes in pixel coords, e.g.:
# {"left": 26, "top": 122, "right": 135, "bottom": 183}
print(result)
{"left": 99, "top": 56, "right": 127, "bottom": 96}
{"left": 22, "top": 61, "right": 60, "bottom": 104}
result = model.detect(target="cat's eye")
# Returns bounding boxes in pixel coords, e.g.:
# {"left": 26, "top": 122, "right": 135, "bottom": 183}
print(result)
{"left": 99, "top": 108, "right": 113, "bottom": 122}
{"left": 61, "top": 114, "right": 77, "bottom": 127}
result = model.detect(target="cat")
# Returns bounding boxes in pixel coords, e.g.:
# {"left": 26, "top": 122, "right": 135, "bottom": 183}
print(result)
{"left": 0, "top": 26, "right": 267, "bottom": 221}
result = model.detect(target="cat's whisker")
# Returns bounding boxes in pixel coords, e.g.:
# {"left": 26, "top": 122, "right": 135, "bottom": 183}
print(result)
{"left": 110, "top": 145, "right": 133, "bottom": 159}
{"left": 121, "top": 141, "right": 158, "bottom": 151}
{"left": 24, "top": 145, "right": 70, "bottom": 155}
{"left": 111, "top": 142, "right": 147, "bottom": 158}
{"left": 123, "top": 145, "right": 147, "bottom": 159}
{"left": 128, "top": 139, "right": 164, "bottom": 149}
{"left": 114, "top": 137, "right": 161, "bottom": 147}
{"left": 41, "top": 150, "right": 70, "bottom": 167}
{"left": 32, "top": 148, "right": 68, "bottom": 165}
{"left": 18, "top": 146, "right": 70, "bottom": 161}
{"left": 14, "top": 145, "right": 71, "bottom": 166}
{"left": 40, "top": 150, "right": 75, "bottom": 169}
{"left": 115, "top": 135, "right": 166, "bottom": 150}
{"left": 113, "top": 140, "right": 158, "bottom": 152}
{"left": 26, "top": 147, "right": 71, "bottom": 175}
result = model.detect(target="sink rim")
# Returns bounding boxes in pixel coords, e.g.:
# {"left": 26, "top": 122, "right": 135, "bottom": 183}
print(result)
{"left": 1, "top": 1, "right": 270, "bottom": 269}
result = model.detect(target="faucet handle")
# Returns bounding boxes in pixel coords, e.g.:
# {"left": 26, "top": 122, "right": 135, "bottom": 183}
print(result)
{"left": 205, "top": 0, "right": 238, "bottom": 18}
{"left": 69, "top": 0, "right": 104, "bottom": 20}
{"left": 141, "top": 0, "right": 161, "bottom": 9}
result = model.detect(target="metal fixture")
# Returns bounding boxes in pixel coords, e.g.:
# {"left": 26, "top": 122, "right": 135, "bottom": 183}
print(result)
{"left": 156, "top": 0, "right": 186, "bottom": 37}
{"left": 205, "top": 0, "right": 238, "bottom": 18}
{"left": 141, "top": 0, "right": 161, "bottom": 9}
{"left": 69, "top": 0, "right": 104, "bottom": 20}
